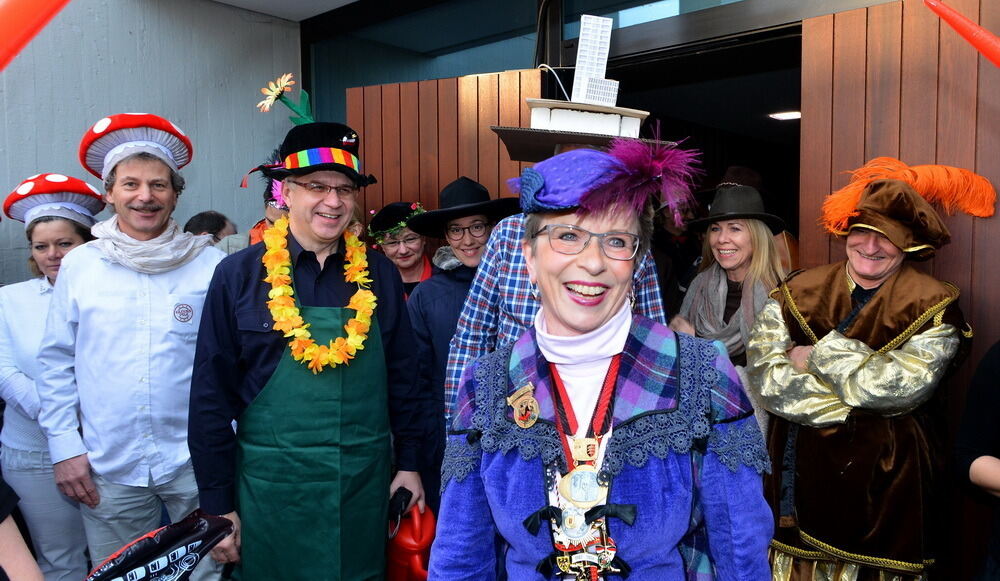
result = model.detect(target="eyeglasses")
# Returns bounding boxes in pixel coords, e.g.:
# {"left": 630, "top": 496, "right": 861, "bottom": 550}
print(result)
{"left": 445, "top": 221, "right": 490, "bottom": 241}
{"left": 532, "top": 224, "right": 640, "bottom": 261}
{"left": 288, "top": 180, "right": 359, "bottom": 198}
{"left": 265, "top": 199, "right": 289, "bottom": 211}
{"left": 381, "top": 235, "right": 423, "bottom": 250}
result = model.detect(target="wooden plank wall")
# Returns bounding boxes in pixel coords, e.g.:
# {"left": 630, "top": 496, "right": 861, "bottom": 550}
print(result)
{"left": 345, "top": 69, "right": 541, "bottom": 224}
{"left": 801, "top": 0, "right": 999, "bottom": 575}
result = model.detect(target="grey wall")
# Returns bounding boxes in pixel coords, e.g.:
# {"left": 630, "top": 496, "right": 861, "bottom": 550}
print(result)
{"left": 0, "top": 0, "right": 300, "bottom": 284}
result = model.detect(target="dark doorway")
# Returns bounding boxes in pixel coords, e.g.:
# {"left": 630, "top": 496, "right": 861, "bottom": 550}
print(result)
{"left": 608, "top": 26, "right": 802, "bottom": 233}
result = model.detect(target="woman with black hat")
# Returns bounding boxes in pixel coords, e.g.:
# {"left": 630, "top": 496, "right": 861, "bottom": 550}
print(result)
{"left": 669, "top": 184, "right": 786, "bottom": 433}
{"left": 405, "top": 177, "right": 518, "bottom": 512}
{"left": 369, "top": 201, "right": 431, "bottom": 297}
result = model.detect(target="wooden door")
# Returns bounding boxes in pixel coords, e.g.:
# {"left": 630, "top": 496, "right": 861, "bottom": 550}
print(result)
{"left": 346, "top": 69, "right": 541, "bottom": 222}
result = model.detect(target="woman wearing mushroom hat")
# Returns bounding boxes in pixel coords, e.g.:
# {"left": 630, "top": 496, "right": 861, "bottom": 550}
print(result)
{"left": 670, "top": 184, "right": 787, "bottom": 435}
{"left": 746, "top": 157, "right": 995, "bottom": 580}
{"left": 0, "top": 173, "right": 103, "bottom": 580}
{"left": 429, "top": 141, "right": 772, "bottom": 580}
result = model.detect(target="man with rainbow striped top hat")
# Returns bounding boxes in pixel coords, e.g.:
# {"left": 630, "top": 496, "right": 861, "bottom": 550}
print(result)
{"left": 189, "top": 122, "right": 431, "bottom": 580}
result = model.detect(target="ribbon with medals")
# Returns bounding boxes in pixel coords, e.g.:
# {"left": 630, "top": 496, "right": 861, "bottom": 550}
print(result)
{"left": 546, "top": 354, "right": 623, "bottom": 580}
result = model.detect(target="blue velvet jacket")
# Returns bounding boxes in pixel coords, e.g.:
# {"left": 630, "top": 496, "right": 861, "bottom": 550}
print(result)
{"left": 428, "top": 316, "right": 772, "bottom": 580}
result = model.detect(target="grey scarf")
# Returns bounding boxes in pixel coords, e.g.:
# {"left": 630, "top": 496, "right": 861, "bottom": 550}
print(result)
{"left": 679, "top": 262, "right": 769, "bottom": 358}
{"left": 91, "top": 215, "right": 212, "bottom": 274}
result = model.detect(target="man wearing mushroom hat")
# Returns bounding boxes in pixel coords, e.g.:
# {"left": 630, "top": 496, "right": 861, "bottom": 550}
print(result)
{"left": 36, "top": 113, "right": 224, "bottom": 580}
{"left": 745, "top": 157, "right": 995, "bottom": 580}
{"left": 188, "top": 122, "right": 430, "bottom": 580}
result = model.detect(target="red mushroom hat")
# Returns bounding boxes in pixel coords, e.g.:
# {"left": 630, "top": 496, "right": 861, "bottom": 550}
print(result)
{"left": 4, "top": 173, "right": 105, "bottom": 228}
{"left": 79, "top": 113, "right": 193, "bottom": 179}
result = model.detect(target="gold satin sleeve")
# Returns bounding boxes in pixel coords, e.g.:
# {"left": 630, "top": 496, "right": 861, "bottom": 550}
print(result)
{"left": 807, "top": 323, "right": 959, "bottom": 414}
{"left": 745, "top": 300, "right": 852, "bottom": 427}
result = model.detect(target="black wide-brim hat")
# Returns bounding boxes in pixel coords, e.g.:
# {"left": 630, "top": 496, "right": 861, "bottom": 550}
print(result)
{"left": 261, "top": 122, "right": 377, "bottom": 187}
{"left": 408, "top": 177, "right": 520, "bottom": 239}
{"left": 368, "top": 201, "right": 425, "bottom": 241}
{"left": 687, "top": 184, "right": 785, "bottom": 234}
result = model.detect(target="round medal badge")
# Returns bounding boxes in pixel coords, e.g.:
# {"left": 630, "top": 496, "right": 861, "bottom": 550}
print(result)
{"left": 558, "top": 464, "right": 608, "bottom": 509}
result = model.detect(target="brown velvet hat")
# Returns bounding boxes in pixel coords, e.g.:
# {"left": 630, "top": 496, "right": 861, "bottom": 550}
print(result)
{"left": 844, "top": 179, "right": 950, "bottom": 260}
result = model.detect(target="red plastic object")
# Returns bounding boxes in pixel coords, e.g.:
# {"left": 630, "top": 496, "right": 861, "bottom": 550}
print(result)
{"left": 925, "top": 0, "right": 1000, "bottom": 67}
{"left": 387, "top": 505, "right": 436, "bottom": 581}
{"left": 0, "top": 0, "right": 73, "bottom": 71}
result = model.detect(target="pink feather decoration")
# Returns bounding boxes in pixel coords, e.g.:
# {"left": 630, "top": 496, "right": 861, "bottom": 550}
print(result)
{"left": 579, "top": 137, "right": 702, "bottom": 225}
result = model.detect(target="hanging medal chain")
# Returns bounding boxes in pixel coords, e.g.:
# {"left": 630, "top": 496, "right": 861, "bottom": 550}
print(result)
{"left": 548, "top": 354, "right": 621, "bottom": 469}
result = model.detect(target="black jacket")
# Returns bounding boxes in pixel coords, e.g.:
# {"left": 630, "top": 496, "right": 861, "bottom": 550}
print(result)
{"left": 406, "top": 262, "right": 476, "bottom": 510}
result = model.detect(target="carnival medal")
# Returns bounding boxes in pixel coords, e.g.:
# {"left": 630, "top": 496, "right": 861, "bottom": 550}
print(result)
{"left": 572, "top": 437, "right": 599, "bottom": 462}
{"left": 559, "top": 464, "right": 608, "bottom": 509}
{"left": 560, "top": 506, "right": 590, "bottom": 541}
{"left": 507, "top": 383, "right": 540, "bottom": 429}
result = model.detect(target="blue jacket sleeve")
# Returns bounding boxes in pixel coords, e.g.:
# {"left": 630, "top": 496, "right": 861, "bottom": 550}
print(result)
{"left": 428, "top": 363, "right": 499, "bottom": 580}
{"left": 189, "top": 262, "right": 243, "bottom": 515}
{"left": 700, "top": 342, "right": 773, "bottom": 580}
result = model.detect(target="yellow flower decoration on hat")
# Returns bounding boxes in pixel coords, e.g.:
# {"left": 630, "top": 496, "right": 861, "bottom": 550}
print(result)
{"left": 256, "top": 73, "right": 296, "bottom": 113}
{"left": 262, "top": 216, "right": 376, "bottom": 373}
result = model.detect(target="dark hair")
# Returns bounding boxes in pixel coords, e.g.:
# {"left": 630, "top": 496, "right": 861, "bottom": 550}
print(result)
{"left": 184, "top": 211, "right": 234, "bottom": 237}
{"left": 26, "top": 216, "right": 95, "bottom": 277}
{"left": 103, "top": 151, "right": 186, "bottom": 194}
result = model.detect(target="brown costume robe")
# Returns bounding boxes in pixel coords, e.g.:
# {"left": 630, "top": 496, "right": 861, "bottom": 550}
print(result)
{"left": 747, "top": 261, "right": 969, "bottom": 580}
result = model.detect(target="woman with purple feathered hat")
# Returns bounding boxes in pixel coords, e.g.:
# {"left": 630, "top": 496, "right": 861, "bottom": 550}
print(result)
{"left": 428, "top": 140, "right": 773, "bottom": 580}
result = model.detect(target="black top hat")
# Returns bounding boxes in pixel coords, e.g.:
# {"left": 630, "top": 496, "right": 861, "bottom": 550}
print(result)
{"left": 686, "top": 184, "right": 785, "bottom": 234}
{"left": 261, "top": 122, "right": 377, "bottom": 187}
{"left": 408, "top": 177, "right": 520, "bottom": 239}
{"left": 368, "top": 201, "right": 426, "bottom": 242}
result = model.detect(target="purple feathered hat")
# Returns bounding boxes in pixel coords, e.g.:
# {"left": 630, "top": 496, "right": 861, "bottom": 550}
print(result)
{"left": 508, "top": 139, "right": 701, "bottom": 224}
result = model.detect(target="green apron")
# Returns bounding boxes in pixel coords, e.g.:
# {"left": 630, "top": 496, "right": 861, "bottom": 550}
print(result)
{"left": 236, "top": 302, "right": 391, "bottom": 580}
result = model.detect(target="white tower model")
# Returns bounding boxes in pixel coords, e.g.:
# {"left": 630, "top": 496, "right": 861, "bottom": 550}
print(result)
{"left": 571, "top": 14, "right": 618, "bottom": 107}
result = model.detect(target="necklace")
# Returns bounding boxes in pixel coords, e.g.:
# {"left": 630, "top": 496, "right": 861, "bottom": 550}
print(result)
{"left": 549, "top": 355, "right": 619, "bottom": 509}
{"left": 262, "top": 216, "right": 377, "bottom": 373}
{"left": 546, "top": 355, "right": 624, "bottom": 580}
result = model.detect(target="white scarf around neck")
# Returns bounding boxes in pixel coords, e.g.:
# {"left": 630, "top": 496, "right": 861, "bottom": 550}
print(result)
{"left": 90, "top": 215, "right": 212, "bottom": 274}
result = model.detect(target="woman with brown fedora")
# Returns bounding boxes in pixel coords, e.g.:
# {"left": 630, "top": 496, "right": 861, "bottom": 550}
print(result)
{"left": 669, "top": 184, "right": 786, "bottom": 433}
{"left": 405, "top": 176, "right": 518, "bottom": 512}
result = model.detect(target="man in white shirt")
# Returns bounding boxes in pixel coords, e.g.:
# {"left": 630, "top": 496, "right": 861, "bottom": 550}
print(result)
{"left": 37, "top": 113, "right": 223, "bottom": 580}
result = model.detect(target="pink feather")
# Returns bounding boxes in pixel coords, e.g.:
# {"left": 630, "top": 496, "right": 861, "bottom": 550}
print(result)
{"left": 579, "top": 137, "right": 701, "bottom": 225}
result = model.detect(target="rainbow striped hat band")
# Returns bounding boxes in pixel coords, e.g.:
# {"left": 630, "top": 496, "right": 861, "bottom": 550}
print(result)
{"left": 284, "top": 147, "right": 361, "bottom": 173}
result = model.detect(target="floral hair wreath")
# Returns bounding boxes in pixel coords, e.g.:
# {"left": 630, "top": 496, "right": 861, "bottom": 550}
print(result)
{"left": 367, "top": 202, "right": 427, "bottom": 245}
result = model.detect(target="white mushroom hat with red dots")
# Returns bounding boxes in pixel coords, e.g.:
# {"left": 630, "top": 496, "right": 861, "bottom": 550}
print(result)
{"left": 78, "top": 113, "right": 193, "bottom": 179}
{"left": 4, "top": 173, "right": 106, "bottom": 229}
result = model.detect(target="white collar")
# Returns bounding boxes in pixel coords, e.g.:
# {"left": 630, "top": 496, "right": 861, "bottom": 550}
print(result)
{"left": 535, "top": 301, "right": 632, "bottom": 365}
{"left": 37, "top": 276, "right": 53, "bottom": 295}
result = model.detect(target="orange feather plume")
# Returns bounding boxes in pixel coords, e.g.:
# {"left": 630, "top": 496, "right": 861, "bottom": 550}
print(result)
{"left": 821, "top": 157, "right": 996, "bottom": 233}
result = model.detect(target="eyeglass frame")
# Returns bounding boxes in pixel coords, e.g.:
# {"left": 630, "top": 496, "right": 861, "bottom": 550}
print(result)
{"left": 445, "top": 220, "right": 491, "bottom": 242}
{"left": 531, "top": 223, "right": 641, "bottom": 261}
{"left": 380, "top": 234, "right": 424, "bottom": 250}
{"left": 265, "top": 199, "right": 289, "bottom": 211}
{"left": 287, "top": 179, "right": 360, "bottom": 198}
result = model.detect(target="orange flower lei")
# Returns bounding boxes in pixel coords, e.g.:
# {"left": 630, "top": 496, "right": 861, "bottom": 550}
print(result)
{"left": 262, "top": 216, "right": 377, "bottom": 374}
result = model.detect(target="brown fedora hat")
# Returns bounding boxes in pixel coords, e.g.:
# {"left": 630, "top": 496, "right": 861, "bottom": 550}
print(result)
{"left": 687, "top": 184, "right": 785, "bottom": 234}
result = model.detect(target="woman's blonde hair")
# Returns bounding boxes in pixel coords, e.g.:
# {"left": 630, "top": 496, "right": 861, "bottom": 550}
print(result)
{"left": 699, "top": 218, "right": 786, "bottom": 290}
